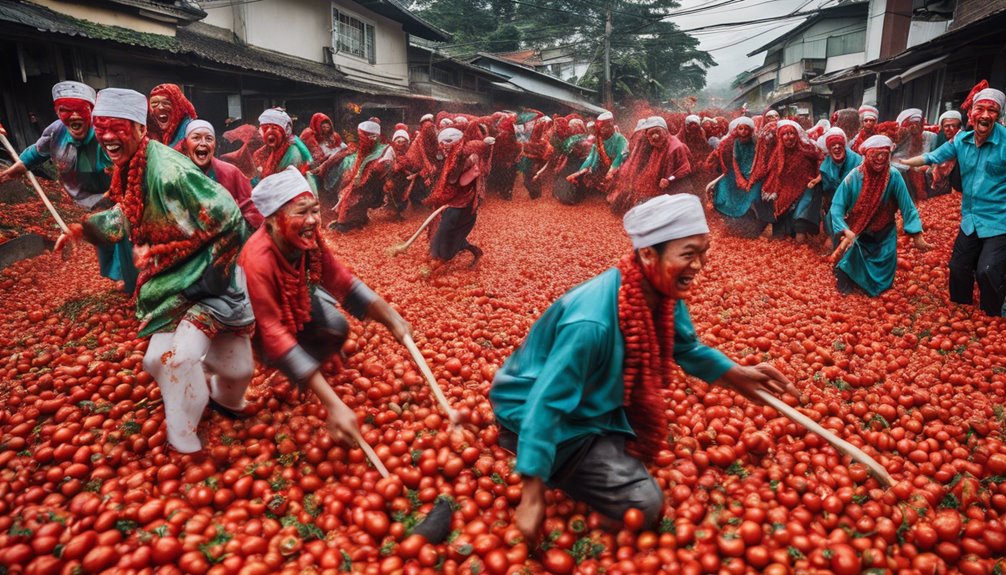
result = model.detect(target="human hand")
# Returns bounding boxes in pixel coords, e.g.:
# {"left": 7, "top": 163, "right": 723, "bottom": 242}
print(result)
{"left": 718, "top": 363, "right": 800, "bottom": 405}
{"left": 54, "top": 223, "right": 83, "bottom": 260}
{"left": 325, "top": 397, "right": 360, "bottom": 446}
{"left": 659, "top": 178, "right": 670, "bottom": 189}
{"left": 515, "top": 477, "right": 546, "bottom": 544}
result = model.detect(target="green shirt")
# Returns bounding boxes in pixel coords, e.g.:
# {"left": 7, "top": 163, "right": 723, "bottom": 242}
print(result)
{"left": 489, "top": 268, "right": 735, "bottom": 479}
{"left": 83, "top": 141, "right": 248, "bottom": 337}
{"left": 579, "top": 133, "right": 629, "bottom": 173}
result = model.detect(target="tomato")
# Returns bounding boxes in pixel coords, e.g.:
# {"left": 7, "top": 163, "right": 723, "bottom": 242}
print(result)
{"left": 541, "top": 549, "right": 575, "bottom": 574}
{"left": 623, "top": 508, "right": 646, "bottom": 532}
{"left": 153, "top": 536, "right": 184, "bottom": 565}
{"left": 828, "top": 543, "right": 861, "bottom": 575}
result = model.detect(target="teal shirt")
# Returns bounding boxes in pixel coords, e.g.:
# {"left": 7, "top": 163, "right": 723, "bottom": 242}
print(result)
{"left": 820, "top": 148, "right": 862, "bottom": 195}
{"left": 20, "top": 120, "right": 111, "bottom": 208}
{"left": 579, "top": 133, "right": 629, "bottom": 173}
{"left": 831, "top": 167, "right": 923, "bottom": 296}
{"left": 713, "top": 138, "right": 761, "bottom": 218}
{"left": 489, "top": 268, "right": 735, "bottom": 480}
{"left": 923, "top": 123, "right": 1006, "bottom": 237}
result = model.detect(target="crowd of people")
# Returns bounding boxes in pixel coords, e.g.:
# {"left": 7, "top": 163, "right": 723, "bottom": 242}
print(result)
{"left": 0, "top": 78, "right": 1004, "bottom": 541}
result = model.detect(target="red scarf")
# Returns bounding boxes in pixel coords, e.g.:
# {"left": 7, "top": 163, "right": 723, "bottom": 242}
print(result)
{"left": 844, "top": 154, "right": 893, "bottom": 234}
{"left": 279, "top": 243, "right": 324, "bottom": 334}
{"left": 763, "top": 126, "right": 820, "bottom": 216}
{"left": 253, "top": 137, "right": 293, "bottom": 180}
{"left": 617, "top": 254, "right": 676, "bottom": 462}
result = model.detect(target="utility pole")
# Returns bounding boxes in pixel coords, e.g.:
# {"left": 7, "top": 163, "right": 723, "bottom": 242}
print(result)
{"left": 603, "top": 1, "right": 612, "bottom": 109}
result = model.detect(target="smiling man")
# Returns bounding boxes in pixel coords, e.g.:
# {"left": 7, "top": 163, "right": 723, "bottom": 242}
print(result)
{"left": 489, "top": 194, "right": 797, "bottom": 541}
{"left": 180, "top": 120, "right": 263, "bottom": 228}
{"left": 57, "top": 88, "right": 255, "bottom": 454}
{"left": 147, "top": 83, "right": 196, "bottom": 147}
{"left": 239, "top": 166, "right": 411, "bottom": 443}
{"left": 902, "top": 83, "right": 1006, "bottom": 315}
{"left": 0, "top": 81, "right": 138, "bottom": 294}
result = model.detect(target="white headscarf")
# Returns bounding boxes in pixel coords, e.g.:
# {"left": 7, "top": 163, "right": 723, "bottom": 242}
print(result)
{"left": 392, "top": 129, "right": 410, "bottom": 142}
{"left": 358, "top": 121, "right": 381, "bottom": 135}
{"left": 860, "top": 135, "right": 894, "bottom": 150}
{"left": 597, "top": 111, "right": 614, "bottom": 122}
{"left": 251, "top": 166, "right": 314, "bottom": 217}
{"left": 938, "top": 110, "right": 962, "bottom": 124}
{"left": 858, "top": 105, "right": 879, "bottom": 120}
{"left": 729, "top": 116, "right": 755, "bottom": 133}
{"left": 974, "top": 88, "right": 1006, "bottom": 110}
{"left": 896, "top": 108, "right": 924, "bottom": 125}
{"left": 685, "top": 115, "right": 700, "bottom": 125}
{"left": 623, "top": 194, "right": 709, "bottom": 249}
{"left": 185, "top": 119, "right": 215, "bottom": 138}
{"left": 52, "top": 81, "right": 96, "bottom": 105}
{"left": 638, "top": 116, "right": 667, "bottom": 132}
{"left": 259, "top": 108, "right": 292, "bottom": 135}
{"left": 93, "top": 88, "right": 147, "bottom": 126}
{"left": 437, "top": 127, "right": 463, "bottom": 145}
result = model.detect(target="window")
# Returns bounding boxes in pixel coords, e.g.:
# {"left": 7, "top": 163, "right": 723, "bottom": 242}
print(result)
{"left": 826, "top": 30, "right": 867, "bottom": 58}
{"left": 332, "top": 6, "right": 375, "bottom": 64}
{"left": 431, "top": 66, "right": 456, "bottom": 86}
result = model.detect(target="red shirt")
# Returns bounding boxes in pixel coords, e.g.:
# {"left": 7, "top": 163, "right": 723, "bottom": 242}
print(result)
{"left": 239, "top": 227, "right": 356, "bottom": 362}
{"left": 210, "top": 157, "right": 264, "bottom": 228}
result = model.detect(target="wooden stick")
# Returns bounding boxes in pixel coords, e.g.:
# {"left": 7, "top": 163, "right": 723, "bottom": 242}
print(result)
{"left": 403, "top": 333, "right": 459, "bottom": 425}
{"left": 388, "top": 204, "right": 448, "bottom": 256}
{"left": 704, "top": 174, "right": 724, "bottom": 196}
{"left": 754, "top": 388, "right": 894, "bottom": 488}
{"left": 0, "top": 132, "right": 70, "bottom": 233}
{"left": 348, "top": 427, "right": 390, "bottom": 478}
{"left": 532, "top": 160, "right": 550, "bottom": 182}
{"left": 829, "top": 234, "right": 855, "bottom": 263}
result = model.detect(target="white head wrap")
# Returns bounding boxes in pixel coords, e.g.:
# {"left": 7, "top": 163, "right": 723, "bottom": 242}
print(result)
{"left": 259, "top": 108, "right": 292, "bottom": 134}
{"left": 824, "top": 126, "right": 846, "bottom": 144}
{"left": 251, "top": 166, "right": 314, "bottom": 218}
{"left": 896, "top": 108, "right": 924, "bottom": 125}
{"left": 776, "top": 119, "right": 802, "bottom": 133}
{"left": 586, "top": 121, "right": 595, "bottom": 130}
{"left": 439, "top": 118, "right": 454, "bottom": 128}
{"left": 597, "top": 111, "right": 614, "bottom": 122}
{"left": 453, "top": 116, "right": 469, "bottom": 125}
{"left": 633, "top": 118, "right": 646, "bottom": 133}
{"left": 814, "top": 119, "right": 830, "bottom": 130}
{"left": 816, "top": 135, "right": 828, "bottom": 152}
{"left": 420, "top": 113, "right": 434, "bottom": 123}
{"left": 392, "top": 129, "right": 410, "bottom": 142}
{"left": 701, "top": 116, "right": 714, "bottom": 124}
{"left": 638, "top": 116, "right": 667, "bottom": 132}
{"left": 764, "top": 110, "right": 780, "bottom": 120}
{"left": 973, "top": 88, "right": 1006, "bottom": 109}
{"left": 185, "top": 119, "right": 215, "bottom": 138}
{"left": 858, "top": 105, "right": 879, "bottom": 120}
{"left": 358, "top": 121, "right": 381, "bottom": 135}
{"left": 623, "top": 194, "right": 709, "bottom": 250}
{"left": 437, "top": 127, "right": 463, "bottom": 145}
{"left": 938, "top": 110, "right": 962, "bottom": 124}
{"left": 728, "top": 116, "right": 755, "bottom": 133}
{"left": 860, "top": 134, "right": 894, "bottom": 151}
{"left": 52, "top": 81, "right": 96, "bottom": 105}
{"left": 93, "top": 88, "right": 147, "bottom": 126}
{"left": 569, "top": 118, "right": 585, "bottom": 131}
{"left": 685, "top": 114, "right": 700, "bottom": 125}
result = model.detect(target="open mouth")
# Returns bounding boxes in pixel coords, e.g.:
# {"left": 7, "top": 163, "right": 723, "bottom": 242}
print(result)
{"left": 69, "top": 120, "right": 85, "bottom": 132}
{"left": 102, "top": 142, "right": 122, "bottom": 158}
{"left": 678, "top": 275, "right": 695, "bottom": 290}
{"left": 156, "top": 113, "right": 170, "bottom": 127}
{"left": 193, "top": 147, "right": 211, "bottom": 162}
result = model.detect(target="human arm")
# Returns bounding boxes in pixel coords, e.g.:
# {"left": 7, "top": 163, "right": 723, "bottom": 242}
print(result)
{"left": 306, "top": 369, "right": 361, "bottom": 444}
{"left": 714, "top": 363, "right": 800, "bottom": 405}
{"left": 807, "top": 174, "right": 822, "bottom": 188}
{"left": 913, "top": 139, "right": 958, "bottom": 167}
{"left": 0, "top": 161, "right": 26, "bottom": 184}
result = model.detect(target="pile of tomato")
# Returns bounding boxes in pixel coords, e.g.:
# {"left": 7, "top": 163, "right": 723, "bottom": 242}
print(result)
{"left": 0, "top": 178, "right": 88, "bottom": 244}
{"left": 0, "top": 184, "right": 1005, "bottom": 575}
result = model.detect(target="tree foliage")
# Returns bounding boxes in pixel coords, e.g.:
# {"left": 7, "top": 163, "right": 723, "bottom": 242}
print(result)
{"left": 411, "top": 0, "right": 714, "bottom": 102}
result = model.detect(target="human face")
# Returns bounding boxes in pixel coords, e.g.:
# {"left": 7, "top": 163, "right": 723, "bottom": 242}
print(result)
{"left": 645, "top": 127, "right": 666, "bottom": 148}
{"left": 358, "top": 130, "right": 378, "bottom": 148}
{"left": 598, "top": 121, "right": 615, "bottom": 139}
{"left": 941, "top": 119, "right": 961, "bottom": 140}
{"left": 904, "top": 120, "right": 922, "bottom": 135}
{"left": 734, "top": 124, "right": 752, "bottom": 141}
{"left": 638, "top": 234, "right": 710, "bottom": 300}
{"left": 765, "top": 111, "right": 779, "bottom": 122}
{"left": 149, "top": 95, "right": 173, "bottom": 131}
{"left": 54, "top": 99, "right": 92, "bottom": 140}
{"left": 828, "top": 142, "right": 846, "bottom": 162}
{"left": 270, "top": 193, "right": 320, "bottom": 255}
{"left": 780, "top": 127, "right": 798, "bottom": 149}
{"left": 970, "top": 101, "right": 1000, "bottom": 141}
{"left": 93, "top": 117, "right": 146, "bottom": 167}
{"left": 866, "top": 149, "right": 890, "bottom": 173}
{"left": 392, "top": 136, "right": 409, "bottom": 155}
{"left": 320, "top": 120, "right": 333, "bottom": 137}
{"left": 862, "top": 117, "right": 877, "bottom": 131}
{"left": 185, "top": 128, "right": 216, "bottom": 170}
{"left": 261, "top": 124, "right": 286, "bottom": 148}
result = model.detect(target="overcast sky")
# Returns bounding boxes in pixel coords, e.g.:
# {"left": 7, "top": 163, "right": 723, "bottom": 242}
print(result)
{"left": 667, "top": 0, "right": 837, "bottom": 88}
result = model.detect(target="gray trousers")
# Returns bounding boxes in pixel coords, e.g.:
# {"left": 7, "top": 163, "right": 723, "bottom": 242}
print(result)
{"left": 500, "top": 429, "right": 664, "bottom": 526}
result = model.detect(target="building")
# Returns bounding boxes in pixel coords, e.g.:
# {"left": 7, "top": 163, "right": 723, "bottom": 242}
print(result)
{"left": 492, "top": 45, "right": 591, "bottom": 85}
{"left": 469, "top": 52, "right": 606, "bottom": 116}
{"left": 735, "top": 1, "right": 870, "bottom": 120}
{"left": 407, "top": 41, "right": 508, "bottom": 111}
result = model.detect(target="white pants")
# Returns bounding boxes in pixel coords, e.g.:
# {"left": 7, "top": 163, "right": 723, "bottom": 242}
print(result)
{"left": 143, "top": 320, "right": 253, "bottom": 453}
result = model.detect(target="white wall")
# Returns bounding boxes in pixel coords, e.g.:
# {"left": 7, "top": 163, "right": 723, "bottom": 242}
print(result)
{"left": 201, "top": 0, "right": 409, "bottom": 87}
{"left": 825, "top": 52, "right": 865, "bottom": 74}
{"left": 864, "top": 0, "right": 887, "bottom": 63}
{"left": 778, "top": 62, "right": 804, "bottom": 85}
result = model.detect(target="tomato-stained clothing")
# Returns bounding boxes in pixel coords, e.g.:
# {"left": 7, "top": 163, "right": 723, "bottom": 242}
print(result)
{"left": 20, "top": 120, "right": 110, "bottom": 209}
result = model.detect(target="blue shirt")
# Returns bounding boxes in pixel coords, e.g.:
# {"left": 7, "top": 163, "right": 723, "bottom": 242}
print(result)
{"left": 924, "top": 123, "right": 1006, "bottom": 237}
{"left": 20, "top": 120, "right": 111, "bottom": 209}
{"left": 489, "top": 268, "right": 735, "bottom": 480}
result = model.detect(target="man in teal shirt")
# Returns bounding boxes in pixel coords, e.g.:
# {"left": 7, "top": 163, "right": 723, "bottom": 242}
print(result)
{"left": 0, "top": 81, "right": 136, "bottom": 293}
{"left": 564, "top": 110, "right": 629, "bottom": 204}
{"left": 902, "top": 84, "right": 1006, "bottom": 315}
{"left": 490, "top": 194, "right": 796, "bottom": 541}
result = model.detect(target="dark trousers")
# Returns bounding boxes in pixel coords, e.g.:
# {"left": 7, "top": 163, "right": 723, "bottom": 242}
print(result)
{"left": 948, "top": 230, "right": 1006, "bottom": 316}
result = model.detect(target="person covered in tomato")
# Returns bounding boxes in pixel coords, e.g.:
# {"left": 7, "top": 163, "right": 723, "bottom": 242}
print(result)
{"left": 552, "top": 118, "right": 592, "bottom": 205}
{"left": 57, "top": 88, "right": 255, "bottom": 453}
{"left": 520, "top": 116, "right": 555, "bottom": 201}
{"left": 299, "top": 112, "right": 344, "bottom": 165}
{"left": 384, "top": 127, "right": 421, "bottom": 215}
{"left": 891, "top": 108, "right": 938, "bottom": 201}
{"left": 490, "top": 194, "right": 798, "bottom": 540}
{"left": 565, "top": 111, "right": 629, "bottom": 204}
{"left": 850, "top": 105, "right": 878, "bottom": 154}
{"left": 331, "top": 121, "right": 393, "bottom": 233}
{"left": 147, "top": 83, "right": 197, "bottom": 148}
{"left": 830, "top": 135, "right": 930, "bottom": 295}
{"left": 239, "top": 166, "right": 411, "bottom": 442}
{"left": 902, "top": 84, "right": 1006, "bottom": 316}
{"left": 607, "top": 116, "right": 691, "bottom": 213}
{"left": 929, "top": 110, "right": 963, "bottom": 197}
{"left": 0, "top": 81, "right": 138, "bottom": 294}
{"left": 252, "top": 108, "right": 314, "bottom": 188}
{"left": 179, "top": 120, "right": 264, "bottom": 229}
{"left": 705, "top": 116, "right": 766, "bottom": 237}
{"left": 750, "top": 119, "right": 823, "bottom": 242}
{"left": 811, "top": 127, "right": 862, "bottom": 246}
